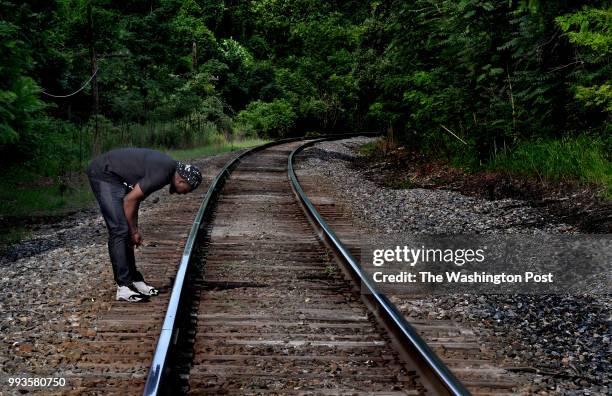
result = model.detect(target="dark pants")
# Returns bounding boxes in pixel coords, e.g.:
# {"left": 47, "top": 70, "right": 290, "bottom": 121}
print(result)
{"left": 87, "top": 174, "right": 143, "bottom": 286}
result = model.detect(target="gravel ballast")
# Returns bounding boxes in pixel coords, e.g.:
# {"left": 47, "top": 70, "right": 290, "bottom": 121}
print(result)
{"left": 296, "top": 137, "right": 610, "bottom": 396}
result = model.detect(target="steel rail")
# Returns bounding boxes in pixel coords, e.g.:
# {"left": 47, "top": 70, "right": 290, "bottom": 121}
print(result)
{"left": 288, "top": 138, "right": 471, "bottom": 396}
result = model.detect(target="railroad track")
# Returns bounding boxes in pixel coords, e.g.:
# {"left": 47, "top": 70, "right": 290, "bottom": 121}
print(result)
{"left": 141, "top": 137, "right": 468, "bottom": 396}
{"left": 50, "top": 137, "right": 504, "bottom": 395}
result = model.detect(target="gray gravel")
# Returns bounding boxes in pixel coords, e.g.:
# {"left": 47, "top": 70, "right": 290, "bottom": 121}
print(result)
{"left": 297, "top": 137, "right": 611, "bottom": 395}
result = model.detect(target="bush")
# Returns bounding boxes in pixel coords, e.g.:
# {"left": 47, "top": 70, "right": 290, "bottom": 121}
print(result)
{"left": 236, "top": 99, "right": 296, "bottom": 138}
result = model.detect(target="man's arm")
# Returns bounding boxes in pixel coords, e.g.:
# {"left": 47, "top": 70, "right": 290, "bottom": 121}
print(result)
{"left": 123, "top": 183, "right": 145, "bottom": 246}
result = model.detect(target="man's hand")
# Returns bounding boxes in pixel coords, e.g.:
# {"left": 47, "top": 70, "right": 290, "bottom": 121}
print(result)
{"left": 131, "top": 231, "right": 143, "bottom": 247}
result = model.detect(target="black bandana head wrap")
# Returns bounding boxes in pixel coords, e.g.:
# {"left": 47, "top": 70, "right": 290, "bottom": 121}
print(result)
{"left": 176, "top": 162, "right": 202, "bottom": 190}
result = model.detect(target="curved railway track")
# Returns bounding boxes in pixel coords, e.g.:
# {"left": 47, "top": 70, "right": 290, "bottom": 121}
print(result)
{"left": 45, "top": 137, "right": 516, "bottom": 395}
{"left": 142, "top": 137, "right": 468, "bottom": 395}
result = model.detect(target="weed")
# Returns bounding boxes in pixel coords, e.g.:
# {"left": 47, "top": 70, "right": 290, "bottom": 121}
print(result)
{"left": 384, "top": 178, "right": 415, "bottom": 189}
{"left": 324, "top": 264, "right": 337, "bottom": 276}
{"left": 489, "top": 135, "right": 611, "bottom": 198}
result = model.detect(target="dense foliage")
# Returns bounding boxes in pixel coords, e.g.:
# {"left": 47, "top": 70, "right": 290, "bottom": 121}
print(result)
{"left": 0, "top": 0, "right": 610, "bottom": 175}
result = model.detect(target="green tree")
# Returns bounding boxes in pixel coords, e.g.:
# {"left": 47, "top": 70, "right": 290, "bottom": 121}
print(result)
{"left": 557, "top": 6, "right": 612, "bottom": 114}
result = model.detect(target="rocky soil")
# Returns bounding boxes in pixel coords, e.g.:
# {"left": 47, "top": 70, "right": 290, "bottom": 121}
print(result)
{"left": 296, "top": 137, "right": 610, "bottom": 396}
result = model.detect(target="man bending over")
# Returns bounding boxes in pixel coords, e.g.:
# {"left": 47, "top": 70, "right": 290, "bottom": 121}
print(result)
{"left": 86, "top": 148, "right": 202, "bottom": 302}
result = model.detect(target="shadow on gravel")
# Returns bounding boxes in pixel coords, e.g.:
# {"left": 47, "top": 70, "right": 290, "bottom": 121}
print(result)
{"left": 0, "top": 209, "right": 101, "bottom": 265}
{"left": 300, "top": 147, "right": 357, "bottom": 163}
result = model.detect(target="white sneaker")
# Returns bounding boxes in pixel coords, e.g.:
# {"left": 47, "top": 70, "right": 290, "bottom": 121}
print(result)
{"left": 133, "top": 281, "right": 159, "bottom": 296}
{"left": 116, "top": 285, "right": 149, "bottom": 302}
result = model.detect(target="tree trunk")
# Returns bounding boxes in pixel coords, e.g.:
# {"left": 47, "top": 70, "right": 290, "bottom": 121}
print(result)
{"left": 88, "top": 3, "right": 101, "bottom": 157}
{"left": 192, "top": 40, "right": 197, "bottom": 72}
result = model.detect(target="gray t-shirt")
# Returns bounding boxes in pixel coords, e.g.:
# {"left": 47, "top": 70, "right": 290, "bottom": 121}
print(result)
{"left": 87, "top": 148, "right": 176, "bottom": 197}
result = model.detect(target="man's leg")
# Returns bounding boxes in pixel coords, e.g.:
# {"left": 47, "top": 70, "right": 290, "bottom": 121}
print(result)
{"left": 88, "top": 177, "right": 140, "bottom": 286}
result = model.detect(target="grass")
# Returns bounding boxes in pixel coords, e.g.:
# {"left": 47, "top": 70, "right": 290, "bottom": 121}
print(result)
{"left": 0, "top": 183, "right": 95, "bottom": 219}
{"left": 0, "top": 137, "right": 269, "bottom": 218}
{"left": 0, "top": 226, "right": 30, "bottom": 253}
{"left": 358, "top": 141, "right": 378, "bottom": 157}
{"left": 221, "top": 261, "right": 242, "bottom": 271}
{"left": 0, "top": 183, "right": 93, "bottom": 252}
{"left": 489, "top": 135, "right": 611, "bottom": 198}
